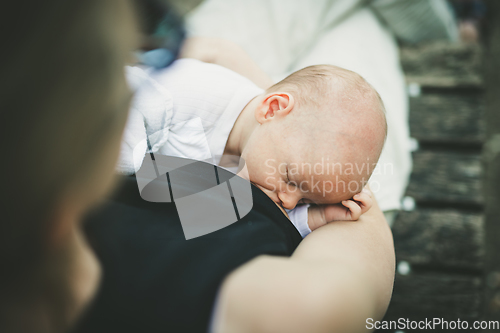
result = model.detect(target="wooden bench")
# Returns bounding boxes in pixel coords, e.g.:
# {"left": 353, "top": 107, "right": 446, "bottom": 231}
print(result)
{"left": 382, "top": 42, "right": 485, "bottom": 330}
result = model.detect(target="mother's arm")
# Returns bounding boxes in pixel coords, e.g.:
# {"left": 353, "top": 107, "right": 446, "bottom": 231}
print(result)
{"left": 212, "top": 196, "right": 395, "bottom": 333}
{"left": 180, "top": 37, "right": 275, "bottom": 89}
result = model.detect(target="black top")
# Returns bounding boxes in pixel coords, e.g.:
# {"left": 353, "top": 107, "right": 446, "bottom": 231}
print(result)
{"left": 74, "top": 165, "right": 302, "bottom": 333}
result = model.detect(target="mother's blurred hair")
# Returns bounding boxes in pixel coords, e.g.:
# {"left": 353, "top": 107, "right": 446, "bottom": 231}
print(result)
{"left": 0, "top": 0, "right": 136, "bottom": 331}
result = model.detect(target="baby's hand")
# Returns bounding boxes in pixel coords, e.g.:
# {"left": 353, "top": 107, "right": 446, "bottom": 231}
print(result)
{"left": 307, "top": 187, "right": 373, "bottom": 231}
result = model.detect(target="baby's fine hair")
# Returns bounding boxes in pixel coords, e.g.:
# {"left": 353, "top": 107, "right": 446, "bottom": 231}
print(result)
{"left": 266, "top": 65, "right": 387, "bottom": 134}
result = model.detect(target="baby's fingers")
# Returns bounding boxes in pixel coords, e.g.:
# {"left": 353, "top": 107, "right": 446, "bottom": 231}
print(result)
{"left": 353, "top": 190, "right": 373, "bottom": 214}
{"left": 341, "top": 200, "right": 362, "bottom": 220}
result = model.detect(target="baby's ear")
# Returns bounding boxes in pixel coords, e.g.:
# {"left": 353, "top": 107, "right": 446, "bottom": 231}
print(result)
{"left": 255, "top": 92, "right": 294, "bottom": 124}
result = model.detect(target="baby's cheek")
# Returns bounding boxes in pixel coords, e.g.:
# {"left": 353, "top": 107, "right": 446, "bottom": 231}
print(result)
{"left": 255, "top": 174, "right": 276, "bottom": 191}
{"left": 316, "top": 183, "right": 355, "bottom": 204}
{"left": 254, "top": 182, "right": 279, "bottom": 203}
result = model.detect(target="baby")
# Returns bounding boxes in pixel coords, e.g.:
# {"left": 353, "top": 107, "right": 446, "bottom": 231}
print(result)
{"left": 121, "top": 59, "right": 386, "bottom": 237}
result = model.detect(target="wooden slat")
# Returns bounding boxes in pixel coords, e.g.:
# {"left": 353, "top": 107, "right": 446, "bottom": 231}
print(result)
{"left": 406, "top": 151, "right": 483, "bottom": 206}
{"left": 483, "top": 0, "right": 500, "bottom": 323}
{"left": 405, "top": 75, "right": 483, "bottom": 89}
{"left": 393, "top": 209, "right": 484, "bottom": 270}
{"left": 409, "top": 93, "right": 485, "bottom": 144}
{"left": 383, "top": 272, "right": 483, "bottom": 324}
{"left": 401, "top": 42, "right": 483, "bottom": 88}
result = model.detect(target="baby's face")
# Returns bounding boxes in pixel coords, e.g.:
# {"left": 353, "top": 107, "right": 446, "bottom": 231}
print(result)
{"left": 241, "top": 126, "right": 364, "bottom": 210}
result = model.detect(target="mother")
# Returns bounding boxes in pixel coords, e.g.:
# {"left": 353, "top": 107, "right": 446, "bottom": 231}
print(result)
{"left": 0, "top": 1, "right": 394, "bottom": 332}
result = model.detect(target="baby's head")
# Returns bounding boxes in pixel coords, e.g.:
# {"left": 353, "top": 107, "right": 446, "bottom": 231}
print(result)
{"left": 241, "top": 64, "right": 387, "bottom": 209}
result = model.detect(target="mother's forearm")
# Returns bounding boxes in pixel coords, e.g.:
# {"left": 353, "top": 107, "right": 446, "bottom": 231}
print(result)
{"left": 213, "top": 198, "right": 395, "bottom": 333}
{"left": 292, "top": 198, "right": 396, "bottom": 321}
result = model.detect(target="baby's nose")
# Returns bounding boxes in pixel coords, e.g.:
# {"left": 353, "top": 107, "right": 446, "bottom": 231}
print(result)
{"left": 278, "top": 192, "right": 300, "bottom": 210}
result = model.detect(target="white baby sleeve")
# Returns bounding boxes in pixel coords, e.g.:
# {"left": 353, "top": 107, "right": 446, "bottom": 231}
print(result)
{"left": 285, "top": 204, "right": 311, "bottom": 238}
{"left": 117, "top": 66, "right": 174, "bottom": 175}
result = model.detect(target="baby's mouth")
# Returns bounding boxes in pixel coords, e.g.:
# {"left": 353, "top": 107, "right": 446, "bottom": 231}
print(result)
{"left": 251, "top": 183, "right": 289, "bottom": 217}
{"left": 269, "top": 195, "right": 286, "bottom": 210}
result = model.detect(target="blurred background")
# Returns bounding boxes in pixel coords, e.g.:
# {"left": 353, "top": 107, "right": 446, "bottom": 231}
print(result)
{"left": 382, "top": 1, "right": 488, "bottom": 330}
